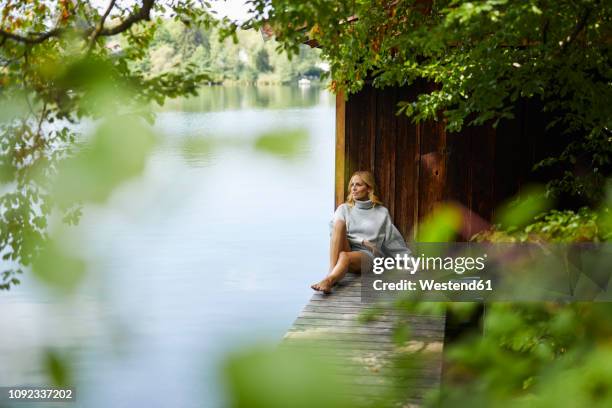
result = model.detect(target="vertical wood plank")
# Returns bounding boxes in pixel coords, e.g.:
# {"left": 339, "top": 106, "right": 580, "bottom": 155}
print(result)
{"left": 369, "top": 83, "right": 377, "bottom": 173}
{"left": 444, "top": 128, "right": 472, "bottom": 206}
{"left": 469, "top": 125, "right": 496, "bottom": 233}
{"left": 335, "top": 90, "right": 347, "bottom": 208}
{"left": 394, "top": 85, "right": 421, "bottom": 240}
{"left": 374, "top": 87, "right": 397, "bottom": 216}
{"left": 418, "top": 118, "right": 447, "bottom": 225}
{"left": 347, "top": 86, "right": 372, "bottom": 176}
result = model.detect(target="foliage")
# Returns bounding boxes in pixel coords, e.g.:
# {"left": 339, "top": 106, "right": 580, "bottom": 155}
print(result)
{"left": 469, "top": 182, "right": 612, "bottom": 242}
{"left": 435, "top": 302, "right": 612, "bottom": 407}
{"left": 474, "top": 207, "right": 611, "bottom": 243}
{"left": 238, "top": 0, "right": 612, "bottom": 202}
{"left": 440, "top": 186, "right": 612, "bottom": 405}
{"left": 0, "top": 0, "right": 219, "bottom": 290}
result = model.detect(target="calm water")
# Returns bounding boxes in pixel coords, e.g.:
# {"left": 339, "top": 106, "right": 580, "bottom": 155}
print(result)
{"left": 0, "top": 85, "right": 335, "bottom": 407}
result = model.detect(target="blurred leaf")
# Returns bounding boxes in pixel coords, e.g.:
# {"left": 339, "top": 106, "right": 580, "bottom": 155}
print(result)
{"left": 416, "top": 204, "right": 462, "bottom": 242}
{"left": 392, "top": 324, "right": 411, "bottom": 345}
{"left": 0, "top": 93, "right": 30, "bottom": 123}
{"left": 358, "top": 306, "right": 386, "bottom": 323}
{"left": 53, "top": 116, "right": 156, "bottom": 205}
{"left": 254, "top": 129, "right": 309, "bottom": 158}
{"left": 495, "top": 185, "right": 552, "bottom": 230}
{"left": 223, "top": 344, "right": 357, "bottom": 408}
{"left": 527, "top": 348, "right": 612, "bottom": 407}
{"left": 31, "top": 239, "right": 85, "bottom": 293}
{"left": 43, "top": 349, "right": 72, "bottom": 388}
{"left": 0, "top": 157, "right": 16, "bottom": 184}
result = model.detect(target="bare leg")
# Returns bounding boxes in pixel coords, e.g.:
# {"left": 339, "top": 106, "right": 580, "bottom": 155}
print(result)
{"left": 311, "top": 251, "right": 366, "bottom": 294}
{"left": 329, "top": 220, "right": 350, "bottom": 272}
{"left": 311, "top": 220, "right": 350, "bottom": 293}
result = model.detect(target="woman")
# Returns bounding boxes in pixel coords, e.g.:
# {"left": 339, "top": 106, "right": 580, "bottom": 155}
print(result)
{"left": 311, "top": 171, "right": 410, "bottom": 294}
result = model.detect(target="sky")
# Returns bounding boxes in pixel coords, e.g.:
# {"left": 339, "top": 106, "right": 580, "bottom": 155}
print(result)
{"left": 210, "top": 0, "right": 253, "bottom": 22}
{"left": 87, "top": 0, "right": 255, "bottom": 23}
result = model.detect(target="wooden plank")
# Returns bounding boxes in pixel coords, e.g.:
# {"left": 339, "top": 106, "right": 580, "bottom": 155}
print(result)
{"left": 285, "top": 332, "right": 445, "bottom": 346}
{"left": 492, "top": 113, "right": 523, "bottom": 219}
{"left": 281, "top": 339, "right": 443, "bottom": 357}
{"left": 346, "top": 85, "right": 375, "bottom": 174}
{"left": 280, "top": 347, "right": 442, "bottom": 364}
{"left": 308, "top": 298, "right": 372, "bottom": 306}
{"left": 394, "top": 84, "right": 421, "bottom": 240}
{"left": 369, "top": 83, "right": 377, "bottom": 172}
{"left": 418, "top": 114, "right": 447, "bottom": 222}
{"left": 296, "top": 311, "right": 445, "bottom": 325}
{"left": 305, "top": 355, "right": 442, "bottom": 373}
{"left": 300, "top": 304, "right": 441, "bottom": 316}
{"left": 375, "top": 86, "right": 398, "bottom": 216}
{"left": 284, "top": 333, "right": 442, "bottom": 346}
{"left": 470, "top": 125, "right": 496, "bottom": 227}
{"left": 298, "top": 308, "right": 445, "bottom": 322}
{"left": 335, "top": 90, "right": 347, "bottom": 208}
{"left": 288, "top": 325, "right": 441, "bottom": 337}
{"left": 282, "top": 338, "right": 443, "bottom": 352}
{"left": 292, "top": 324, "right": 445, "bottom": 337}
{"left": 445, "top": 125, "right": 472, "bottom": 236}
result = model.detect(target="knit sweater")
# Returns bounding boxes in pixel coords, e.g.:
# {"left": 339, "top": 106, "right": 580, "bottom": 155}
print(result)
{"left": 332, "top": 199, "right": 411, "bottom": 257}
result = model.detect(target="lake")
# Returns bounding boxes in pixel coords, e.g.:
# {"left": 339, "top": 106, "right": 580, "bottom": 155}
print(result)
{"left": 0, "top": 85, "right": 336, "bottom": 407}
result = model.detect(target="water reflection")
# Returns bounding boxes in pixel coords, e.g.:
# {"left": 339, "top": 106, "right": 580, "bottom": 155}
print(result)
{"left": 180, "top": 137, "right": 217, "bottom": 167}
{"left": 162, "top": 85, "right": 331, "bottom": 112}
{"left": 0, "top": 86, "right": 335, "bottom": 408}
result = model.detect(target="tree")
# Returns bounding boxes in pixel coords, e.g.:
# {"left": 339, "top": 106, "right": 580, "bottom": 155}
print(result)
{"left": 0, "top": 0, "right": 221, "bottom": 290}
{"left": 240, "top": 0, "right": 612, "bottom": 203}
{"left": 254, "top": 48, "right": 272, "bottom": 73}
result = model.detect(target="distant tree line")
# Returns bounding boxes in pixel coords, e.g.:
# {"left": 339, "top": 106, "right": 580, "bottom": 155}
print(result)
{"left": 130, "top": 20, "right": 326, "bottom": 85}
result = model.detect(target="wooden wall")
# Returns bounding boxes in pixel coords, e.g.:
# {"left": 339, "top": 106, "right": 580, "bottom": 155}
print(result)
{"left": 335, "top": 82, "right": 549, "bottom": 240}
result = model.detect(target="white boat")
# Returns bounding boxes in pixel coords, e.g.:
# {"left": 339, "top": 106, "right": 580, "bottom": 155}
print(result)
{"left": 298, "top": 78, "right": 311, "bottom": 87}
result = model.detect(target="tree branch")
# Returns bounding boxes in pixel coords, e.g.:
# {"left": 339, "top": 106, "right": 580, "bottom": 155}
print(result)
{"left": 97, "top": 0, "right": 155, "bottom": 36}
{"left": 0, "top": 27, "right": 64, "bottom": 45}
{"left": 561, "top": 6, "right": 592, "bottom": 53}
{"left": 88, "top": 0, "right": 118, "bottom": 50}
{"left": 0, "top": 0, "right": 156, "bottom": 45}
{"left": 36, "top": 103, "right": 48, "bottom": 137}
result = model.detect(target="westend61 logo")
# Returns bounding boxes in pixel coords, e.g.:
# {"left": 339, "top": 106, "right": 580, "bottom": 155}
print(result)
{"left": 372, "top": 253, "right": 488, "bottom": 275}
{"left": 365, "top": 243, "right": 612, "bottom": 302}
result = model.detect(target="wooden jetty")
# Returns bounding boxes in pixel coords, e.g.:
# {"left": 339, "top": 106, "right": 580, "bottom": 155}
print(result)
{"left": 282, "top": 273, "right": 446, "bottom": 406}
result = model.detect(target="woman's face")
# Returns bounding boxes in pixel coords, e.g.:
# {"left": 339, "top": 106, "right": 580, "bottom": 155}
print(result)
{"left": 350, "top": 176, "right": 371, "bottom": 201}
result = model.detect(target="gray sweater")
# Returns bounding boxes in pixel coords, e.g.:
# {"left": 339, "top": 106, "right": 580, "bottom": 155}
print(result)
{"left": 332, "top": 199, "right": 411, "bottom": 258}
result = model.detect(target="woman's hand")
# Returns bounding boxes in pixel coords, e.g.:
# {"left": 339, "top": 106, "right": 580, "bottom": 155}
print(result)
{"left": 362, "top": 240, "right": 383, "bottom": 257}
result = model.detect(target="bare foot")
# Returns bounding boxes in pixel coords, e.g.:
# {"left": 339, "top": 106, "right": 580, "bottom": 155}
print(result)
{"left": 311, "top": 278, "right": 333, "bottom": 294}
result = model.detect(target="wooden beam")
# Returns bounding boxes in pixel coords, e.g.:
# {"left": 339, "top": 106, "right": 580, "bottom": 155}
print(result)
{"left": 335, "top": 90, "right": 347, "bottom": 208}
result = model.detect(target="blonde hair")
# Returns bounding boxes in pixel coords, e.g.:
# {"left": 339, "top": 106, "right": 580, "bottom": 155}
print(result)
{"left": 346, "top": 171, "right": 383, "bottom": 207}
